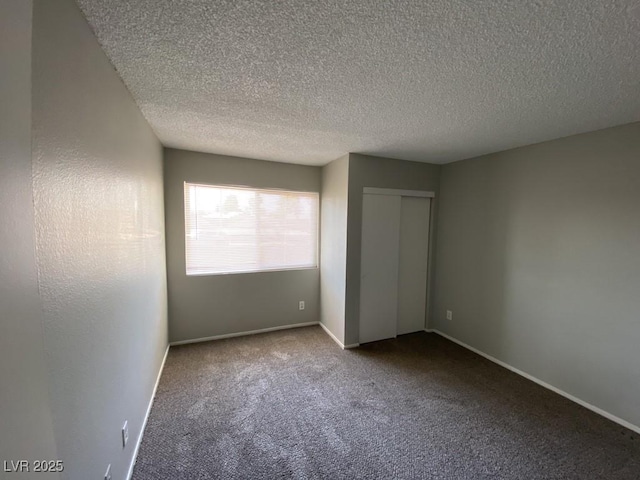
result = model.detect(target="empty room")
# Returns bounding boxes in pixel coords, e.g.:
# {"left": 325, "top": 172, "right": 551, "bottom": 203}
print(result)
{"left": 2, "top": 0, "right": 639, "bottom": 479}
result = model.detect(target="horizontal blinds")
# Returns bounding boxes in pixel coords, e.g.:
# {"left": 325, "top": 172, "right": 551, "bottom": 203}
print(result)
{"left": 184, "top": 183, "right": 319, "bottom": 275}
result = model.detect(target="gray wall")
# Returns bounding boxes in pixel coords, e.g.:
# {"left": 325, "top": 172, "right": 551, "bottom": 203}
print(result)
{"left": 433, "top": 122, "right": 640, "bottom": 429}
{"left": 345, "top": 154, "right": 441, "bottom": 346}
{"left": 320, "top": 155, "right": 350, "bottom": 344}
{"left": 0, "top": 1, "right": 60, "bottom": 476}
{"left": 31, "top": 1, "right": 168, "bottom": 479}
{"left": 164, "top": 148, "right": 321, "bottom": 343}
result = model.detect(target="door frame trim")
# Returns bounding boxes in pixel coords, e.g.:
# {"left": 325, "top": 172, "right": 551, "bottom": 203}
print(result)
{"left": 363, "top": 187, "right": 435, "bottom": 198}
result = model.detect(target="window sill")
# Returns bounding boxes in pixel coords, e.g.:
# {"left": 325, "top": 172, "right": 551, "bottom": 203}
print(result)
{"left": 186, "top": 266, "right": 319, "bottom": 277}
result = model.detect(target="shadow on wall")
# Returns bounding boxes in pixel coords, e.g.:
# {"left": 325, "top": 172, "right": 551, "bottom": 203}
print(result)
{"left": 433, "top": 123, "right": 640, "bottom": 431}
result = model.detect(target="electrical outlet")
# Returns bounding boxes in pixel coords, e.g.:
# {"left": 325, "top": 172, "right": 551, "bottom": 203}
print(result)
{"left": 446, "top": 310, "right": 453, "bottom": 321}
{"left": 298, "top": 301, "right": 305, "bottom": 311}
{"left": 122, "top": 421, "right": 129, "bottom": 448}
{"left": 104, "top": 464, "right": 112, "bottom": 480}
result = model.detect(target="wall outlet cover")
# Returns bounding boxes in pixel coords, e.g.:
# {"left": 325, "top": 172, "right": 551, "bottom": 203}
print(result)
{"left": 299, "top": 301, "right": 305, "bottom": 310}
{"left": 446, "top": 310, "right": 453, "bottom": 320}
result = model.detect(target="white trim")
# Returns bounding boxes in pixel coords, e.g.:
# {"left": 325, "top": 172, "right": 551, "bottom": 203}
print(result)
{"left": 187, "top": 265, "right": 319, "bottom": 277}
{"left": 363, "top": 187, "right": 435, "bottom": 198}
{"left": 126, "top": 344, "right": 170, "bottom": 480}
{"left": 184, "top": 181, "right": 320, "bottom": 195}
{"left": 430, "top": 329, "right": 640, "bottom": 435}
{"left": 319, "top": 322, "right": 345, "bottom": 348}
{"left": 319, "top": 322, "right": 360, "bottom": 349}
{"left": 170, "top": 322, "right": 319, "bottom": 346}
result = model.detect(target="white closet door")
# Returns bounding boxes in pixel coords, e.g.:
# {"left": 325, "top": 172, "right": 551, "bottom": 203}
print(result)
{"left": 359, "top": 193, "right": 401, "bottom": 344}
{"left": 397, "top": 197, "right": 431, "bottom": 335}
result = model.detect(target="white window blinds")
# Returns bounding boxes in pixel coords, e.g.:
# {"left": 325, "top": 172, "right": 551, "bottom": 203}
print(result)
{"left": 184, "top": 183, "right": 319, "bottom": 275}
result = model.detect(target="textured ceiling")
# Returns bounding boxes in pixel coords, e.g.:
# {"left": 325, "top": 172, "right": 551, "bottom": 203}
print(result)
{"left": 76, "top": 0, "right": 640, "bottom": 166}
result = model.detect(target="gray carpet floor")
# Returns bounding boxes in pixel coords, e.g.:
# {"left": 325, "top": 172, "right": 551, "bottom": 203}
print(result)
{"left": 132, "top": 326, "right": 639, "bottom": 479}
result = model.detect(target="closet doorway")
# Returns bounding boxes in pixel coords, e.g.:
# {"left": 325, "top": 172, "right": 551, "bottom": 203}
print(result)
{"left": 359, "top": 188, "right": 433, "bottom": 344}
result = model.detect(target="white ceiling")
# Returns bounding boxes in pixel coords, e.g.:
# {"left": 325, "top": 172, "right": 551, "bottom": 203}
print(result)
{"left": 76, "top": 0, "right": 640, "bottom": 166}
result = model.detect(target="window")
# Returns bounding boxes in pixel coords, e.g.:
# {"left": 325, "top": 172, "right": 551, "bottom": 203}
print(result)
{"left": 184, "top": 183, "right": 319, "bottom": 275}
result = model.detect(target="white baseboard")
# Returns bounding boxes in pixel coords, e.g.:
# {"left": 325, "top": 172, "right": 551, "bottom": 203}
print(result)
{"left": 126, "top": 344, "right": 170, "bottom": 480}
{"left": 170, "top": 322, "right": 319, "bottom": 346}
{"left": 430, "top": 329, "right": 640, "bottom": 435}
{"left": 319, "top": 322, "right": 359, "bottom": 349}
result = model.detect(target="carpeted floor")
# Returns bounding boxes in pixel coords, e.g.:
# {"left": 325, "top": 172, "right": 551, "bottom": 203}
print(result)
{"left": 132, "top": 326, "right": 639, "bottom": 479}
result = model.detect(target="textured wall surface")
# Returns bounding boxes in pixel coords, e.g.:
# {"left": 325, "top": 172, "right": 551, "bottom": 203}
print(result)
{"left": 320, "top": 155, "right": 350, "bottom": 344}
{"left": 433, "top": 122, "right": 640, "bottom": 429}
{"left": 31, "top": 0, "right": 168, "bottom": 478}
{"left": 164, "top": 149, "right": 321, "bottom": 343}
{"left": 345, "top": 154, "right": 440, "bottom": 345}
{"left": 0, "top": 1, "right": 60, "bottom": 474}
{"left": 75, "top": 0, "right": 640, "bottom": 165}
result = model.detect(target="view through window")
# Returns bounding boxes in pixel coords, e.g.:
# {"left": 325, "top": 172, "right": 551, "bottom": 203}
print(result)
{"left": 184, "top": 183, "right": 319, "bottom": 275}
